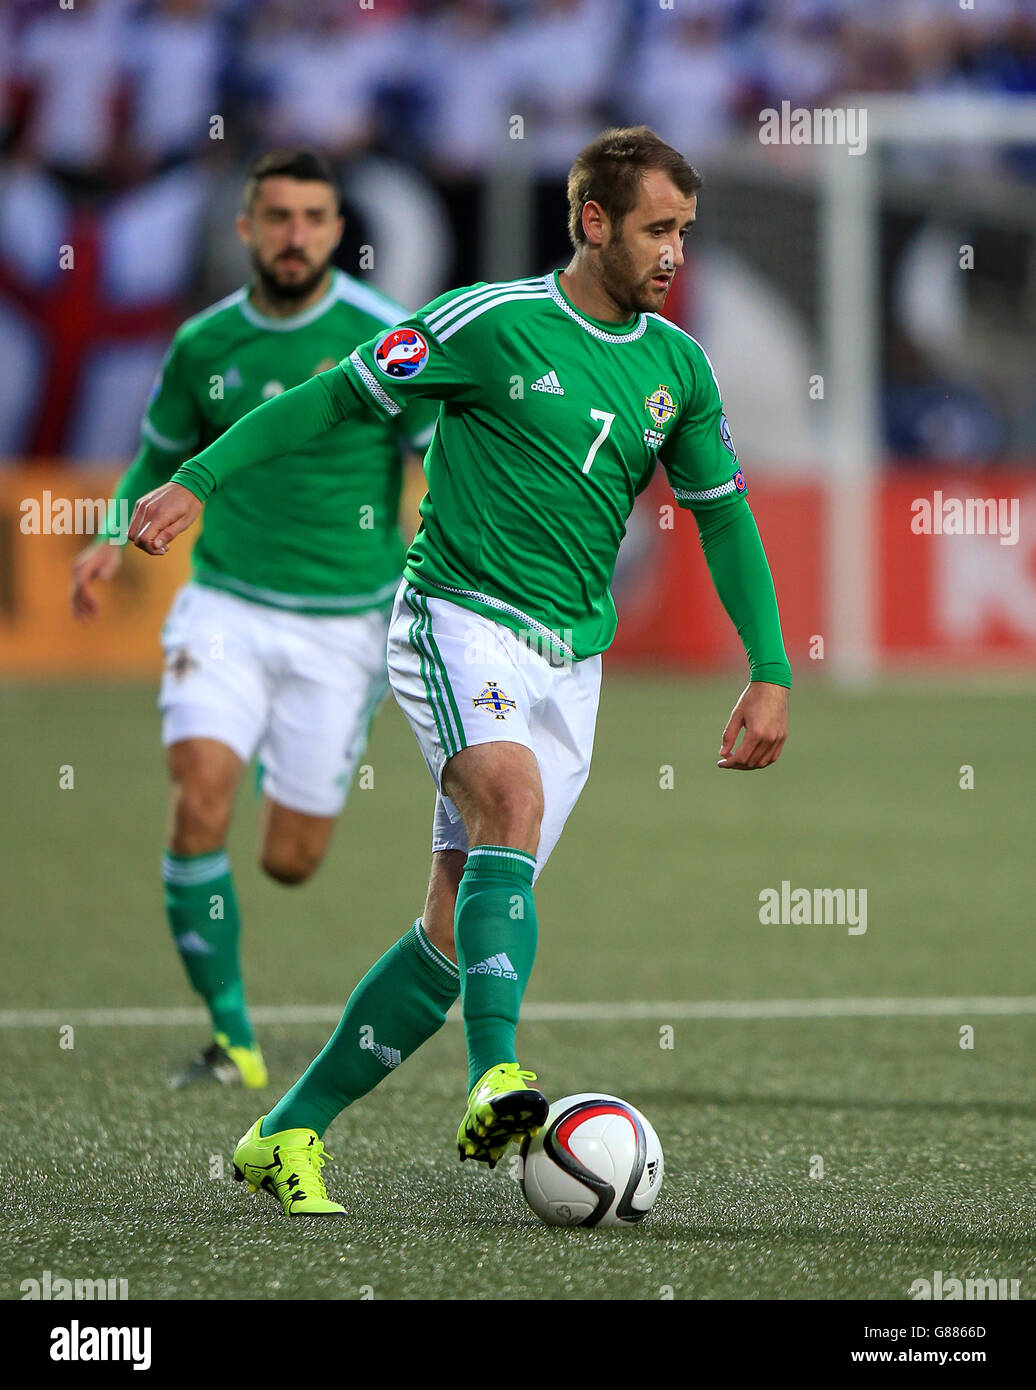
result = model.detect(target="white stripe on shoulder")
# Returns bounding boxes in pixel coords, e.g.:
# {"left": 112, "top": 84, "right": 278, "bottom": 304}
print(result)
{"left": 141, "top": 417, "right": 197, "bottom": 453}
{"left": 334, "top": 274, "right": 408, "bottom": 326}
{"left": 423, "top": 278, "right": 545, "bottom": 334}
{"left": 182, "top": 287, "right": 248, "bottom": 332}
{"left": 648, "top": 313, "right": 721, "bottom": 392}
{"left": 436, "top": 289, "right": 550, "bottom": 343}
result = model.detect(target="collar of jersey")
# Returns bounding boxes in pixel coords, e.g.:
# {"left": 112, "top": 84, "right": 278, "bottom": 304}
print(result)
{"left": 545, "top": 271, "right": 647, "bottom": 342}
{"left": 238, "top": 269, "right": 343, "bottom": 332}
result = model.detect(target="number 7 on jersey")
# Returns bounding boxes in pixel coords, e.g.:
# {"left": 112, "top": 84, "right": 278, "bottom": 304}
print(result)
{"left": 581, "top": 408, "right": 615, "bottom": 474}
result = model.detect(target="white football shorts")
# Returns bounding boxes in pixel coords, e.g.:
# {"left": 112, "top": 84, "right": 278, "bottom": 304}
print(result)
{"left": 386, "top": 581, "right": 602, "bottom": 880}
{"left": 159, "top": 581, "right": 389, "bottom": 817}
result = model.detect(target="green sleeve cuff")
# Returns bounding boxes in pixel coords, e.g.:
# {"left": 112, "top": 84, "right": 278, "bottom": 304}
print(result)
{"left": 692, "top": 494, "right": 792, "bottom": 688}
{"left": 171, "top": 367, "right": 365, "bottom": 500}
{"left": 749, "top": 665, "right": 793, "bottom": 689}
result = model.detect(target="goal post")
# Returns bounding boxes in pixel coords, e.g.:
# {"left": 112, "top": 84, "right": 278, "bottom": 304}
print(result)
{"left": 821, "top": 94, "right": 1036, "bottom": 685}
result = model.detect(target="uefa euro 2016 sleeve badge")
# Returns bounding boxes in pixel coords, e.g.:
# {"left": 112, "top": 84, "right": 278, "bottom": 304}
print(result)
{"left": 373, "top": 327, "right": 429, "bottom": 378}
{"left": 472, "top": 682, "right": 518, "bottom": 720}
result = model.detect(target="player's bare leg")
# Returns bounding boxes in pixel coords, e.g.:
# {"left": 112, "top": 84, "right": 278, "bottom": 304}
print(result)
{"left": 167, "top": 737, "right": 241, "bottom": 855}
{"left": 164, "top": 738, "right": 266, "bottom": 1088}
{"left": 419, "top": 849, "right": 466, "bottom": 963}
{"left": 258, "top": 799, "right": 335, "bottom": 886}
{"left": 442, "top": 741, "right": 550, "bottom": 1164}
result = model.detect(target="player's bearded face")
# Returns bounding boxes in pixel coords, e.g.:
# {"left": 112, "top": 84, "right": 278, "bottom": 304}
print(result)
{"left": 598, "top": 229, "right": 650, "bottom": 314}
{"left": 243, "top": 178, "right": 344, "bottom": 305}
{"left": 251, "top": 244, "right": 331, "bottom": 304}
{"left": 597, "top": 180, "right": 697, "bottom": 314}
{"left": 600, "top": 217, "right": 685, "bottom": 315}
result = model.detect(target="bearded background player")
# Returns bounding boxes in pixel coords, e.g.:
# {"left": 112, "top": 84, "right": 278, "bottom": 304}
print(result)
{"left": 72, "top": 148, "right": 435, "bottom": 1091}
{"left": 129, "top": 127, "right": 790, "bottom": 1214}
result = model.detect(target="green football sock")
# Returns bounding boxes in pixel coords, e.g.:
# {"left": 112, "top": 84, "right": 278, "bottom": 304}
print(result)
{"left": 261, "top": 920, "right": 460, "bottom": 1138}
{"left": 162, "top": 850, "right": 253, "bottom": 1049}
{"left": 454, "top": 845, "right": 538, "bottom": 1092}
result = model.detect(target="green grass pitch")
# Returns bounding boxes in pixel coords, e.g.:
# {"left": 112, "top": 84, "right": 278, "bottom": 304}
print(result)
{"left": 2, "top": 676, "right": 1034, "bottom": 1300}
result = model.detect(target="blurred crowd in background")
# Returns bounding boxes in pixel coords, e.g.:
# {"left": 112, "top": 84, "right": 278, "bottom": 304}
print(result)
{"left": 5, "top": 0, "right": 1035, "bottom": 176}
{"left": 1, "top": 0, "right": 1034, "bottom": 463}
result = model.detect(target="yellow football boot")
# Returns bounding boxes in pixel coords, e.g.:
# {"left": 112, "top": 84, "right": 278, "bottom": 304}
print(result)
{"left": 457, "top": 1064, "right": 549, "bottom": 1168}
{"left": 233, "top": 1117, "right": 345, "bottom": 1216}
{"left": 169, "top": 1033, "right": 267, "bottom": 1090}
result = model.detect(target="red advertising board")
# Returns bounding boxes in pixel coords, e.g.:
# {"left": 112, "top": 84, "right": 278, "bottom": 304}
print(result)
{"left": 1, "top": 467, "right": 1033, "bottom": 678}
{"left": 610, "top": 471, "right": 1035, "bottom": 672}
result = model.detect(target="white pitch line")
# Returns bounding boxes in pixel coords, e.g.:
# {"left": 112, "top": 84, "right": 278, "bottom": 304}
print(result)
{"left": 1, "top": 996, "right": 1035, "bottom": 1029}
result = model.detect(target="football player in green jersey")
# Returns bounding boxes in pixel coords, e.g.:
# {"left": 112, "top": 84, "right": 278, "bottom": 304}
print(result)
{"left": 72, "top": 149, "right": 434, "bottom": 1092}
{"left": 129, "top": 128, "right": 790, "bottom": 1216}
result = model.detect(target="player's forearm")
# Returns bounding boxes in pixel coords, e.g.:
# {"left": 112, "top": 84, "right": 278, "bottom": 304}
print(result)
{"left": 694, "top": 497, "right": 792, "bottom": 688}
{"left": 96, "top": 442, "right": 179, "bottom": 545}
{"left": 171, "top": 367, "right": 365, "bottom": 500}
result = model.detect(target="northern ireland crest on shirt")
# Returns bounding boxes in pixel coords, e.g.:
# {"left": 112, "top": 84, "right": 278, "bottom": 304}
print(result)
{"left": 643, "top": 384, "right": 677, "bottom": 449}
{"left": 644, "top": 385, "right": 677, "bottom": 427}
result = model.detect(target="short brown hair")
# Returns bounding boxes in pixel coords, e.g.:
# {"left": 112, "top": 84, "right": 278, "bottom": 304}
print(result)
{"left": 566, "top": 126, "right": 702, "bottom": 249}
{"left": 242, "top": 148, "right": 342, "bottom": 215}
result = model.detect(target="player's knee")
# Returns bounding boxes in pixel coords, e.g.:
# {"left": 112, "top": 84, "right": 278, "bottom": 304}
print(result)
{"left": 169, "top": 778, "right": 233, "bottom": 854}
{"left": 259, "top": 840, "right": 322, "bottom": 886}
{"left": 474, "top": 783, "right": 543, "bottom": 847}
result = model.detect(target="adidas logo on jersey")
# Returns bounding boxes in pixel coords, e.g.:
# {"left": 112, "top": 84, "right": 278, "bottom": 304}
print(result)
{"left": 467, "top": 952, "right": 518, "bottom": 980}
{"left": 531, "top": 370, "right": 564, "bottom": 395}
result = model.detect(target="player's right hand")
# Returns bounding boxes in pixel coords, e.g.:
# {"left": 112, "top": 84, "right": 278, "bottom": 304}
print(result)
{"left": 70, "top": 541, "right": 122, "bottom": 621}
{"left": 129, "top": 482, "right": 202, "bottom": 555}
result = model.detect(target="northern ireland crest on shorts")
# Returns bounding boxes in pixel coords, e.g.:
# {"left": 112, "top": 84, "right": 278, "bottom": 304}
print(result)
{"left": 166, "top": 646, "right": 199, "bottom": 681}
{"left": 472, "top": 682, "right": 517, "bottom": 720}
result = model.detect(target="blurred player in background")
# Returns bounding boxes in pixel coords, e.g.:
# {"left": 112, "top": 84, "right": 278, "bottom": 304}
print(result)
{"left": 71, "top": 149, "right": 434, "bottom": 1091}
{"left": 131, "top": 127, "right": 790, "bottom": 1214}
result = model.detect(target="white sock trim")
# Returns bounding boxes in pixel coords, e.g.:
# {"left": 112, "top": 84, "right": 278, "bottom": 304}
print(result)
{"left": 414, "top": 919, "right": 460, "bottom": 979}
{"left": 162, "top": 851, "right": 231, "bottom": 886}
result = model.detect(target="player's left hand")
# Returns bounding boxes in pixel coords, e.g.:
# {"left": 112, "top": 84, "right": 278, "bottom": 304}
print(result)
{"left": 717, "top": 682, "right": 788, "bottom": 770}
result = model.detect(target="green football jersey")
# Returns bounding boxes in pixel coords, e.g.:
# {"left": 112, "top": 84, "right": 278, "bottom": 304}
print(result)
{"left": 342, "top": 271, "right": 748, "bottom": 658}
{"left": 142, "top": 269, "right": 435, "bottom": 614}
